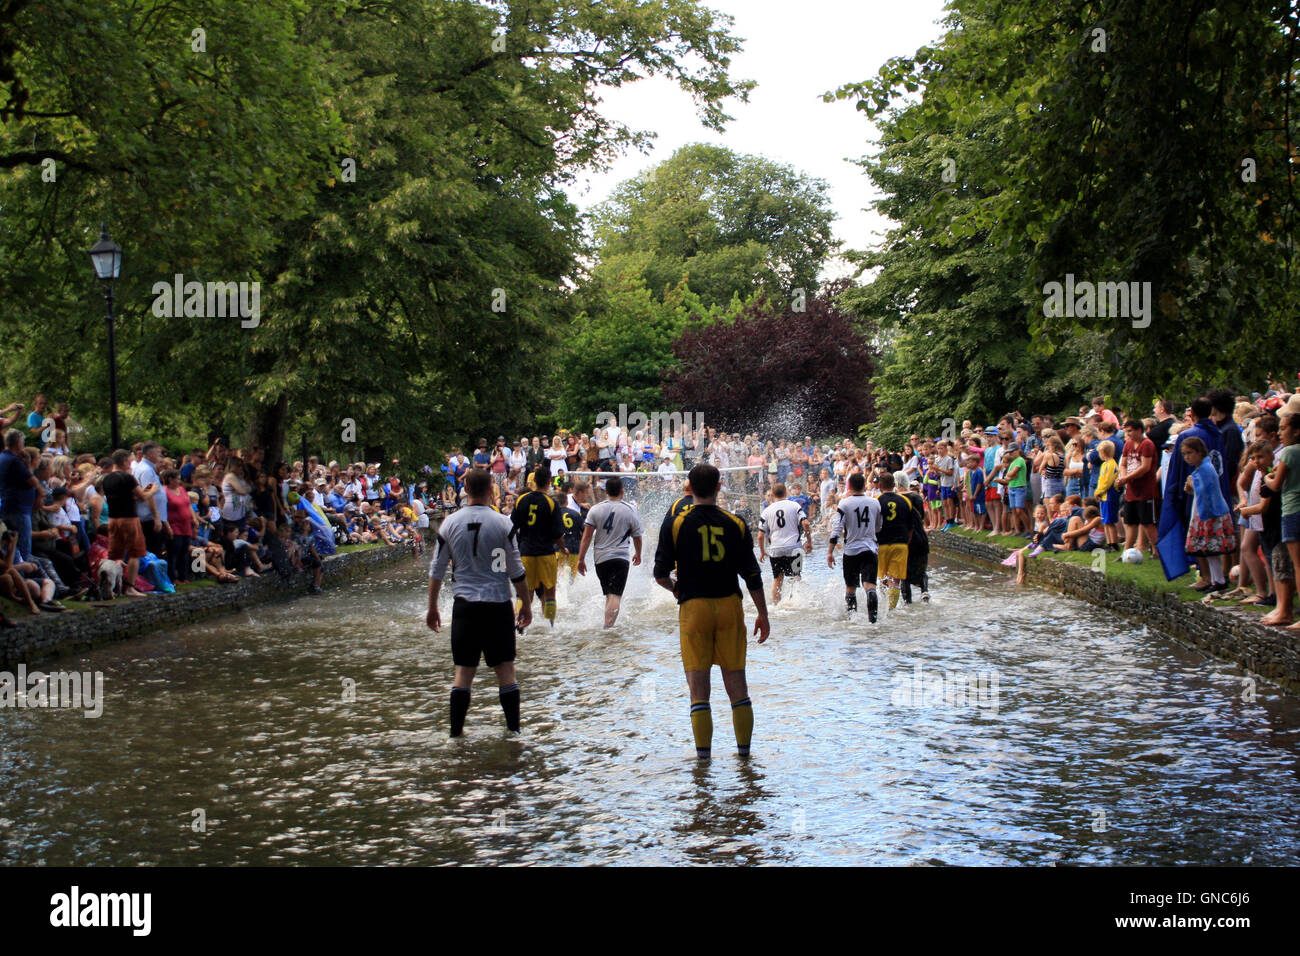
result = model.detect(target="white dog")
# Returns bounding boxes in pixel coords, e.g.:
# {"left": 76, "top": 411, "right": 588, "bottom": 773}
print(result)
{"left": 97, "top": 559, "right": 124, "bottom": 598}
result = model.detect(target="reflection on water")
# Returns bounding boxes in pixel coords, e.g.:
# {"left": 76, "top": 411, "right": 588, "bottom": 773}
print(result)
{"left": 1, "top": 535, "right": 1299, "bottom": 865}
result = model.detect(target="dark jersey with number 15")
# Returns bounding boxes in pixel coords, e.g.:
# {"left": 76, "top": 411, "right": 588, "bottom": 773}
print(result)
{"left": 653, "top": 503, "right": 762, "bottom": 604}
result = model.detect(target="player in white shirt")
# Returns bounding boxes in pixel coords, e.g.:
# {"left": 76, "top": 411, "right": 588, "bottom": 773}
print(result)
{"left": 827, "top": 472, "right": 882, "bottom": 621}
{"left": 757, "top": 482, "right": 812, "bottom": 605}
{"left": 577, "top": 476, "right": 644, "bottom": 627}
{"left": 427, "top": 469, "right": 532, "bottom": 738}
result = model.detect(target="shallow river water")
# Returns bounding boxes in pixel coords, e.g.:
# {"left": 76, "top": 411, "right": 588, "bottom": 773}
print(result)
{"left": 2, "top": 524, "right": 1299, "bottom": 865}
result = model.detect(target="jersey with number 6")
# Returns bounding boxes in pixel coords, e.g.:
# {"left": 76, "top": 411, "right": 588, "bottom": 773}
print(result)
{"left": 429, "top": 505, "right": 524, "bottom": 603}
{"left": 831, "top": 493, "right": 880, "bottom": 556}
{"left": 759, "top": 499, "right": 807, "bottom": 556}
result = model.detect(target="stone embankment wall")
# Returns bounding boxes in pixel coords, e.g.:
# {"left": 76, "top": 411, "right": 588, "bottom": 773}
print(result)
{"left": 1, "top": 542, "right": 420, "bottom": 669}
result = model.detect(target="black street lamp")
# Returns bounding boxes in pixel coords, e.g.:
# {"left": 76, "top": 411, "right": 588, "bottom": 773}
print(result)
{"left": 88, "top": 224, "right": 122, "bottom": 450}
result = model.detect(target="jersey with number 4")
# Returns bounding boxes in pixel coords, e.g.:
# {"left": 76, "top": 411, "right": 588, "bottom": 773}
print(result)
{"left": 759, "top": 500, "right": 807, "bottom": 556}
{"left": 584, "top": 499, "right": 644, "bottom": 564}
{"left": 831, "top": 494, "right": 880, "bottom": 556}
{"left": 430, "top": 505, "right": 524, "bottom": 603}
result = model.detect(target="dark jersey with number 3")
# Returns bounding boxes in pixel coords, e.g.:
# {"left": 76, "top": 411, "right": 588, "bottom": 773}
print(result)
{"left": 511, "top": 490, "right": 565, "bottom": 556}
{"left": 876, "top": 491, "right": 912, "bottom": 545}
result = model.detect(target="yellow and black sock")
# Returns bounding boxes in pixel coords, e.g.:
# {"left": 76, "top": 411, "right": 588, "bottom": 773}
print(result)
{"left": 732, "top": 697, "right": 753, "bottom": 757}
{"left": 499, "top": 682, "right": 520, "bottom": 732}
{"left": 887, "top": 585, "right": 900, "bottom": 610}
{"left": 690, "top": 700, "right": 713, "bottom": 759}
{"left": 543, "top": 597, "right": 557, "bottom": 622}
{"left": 450, "top": 686, "right": 471, "bottom": 737}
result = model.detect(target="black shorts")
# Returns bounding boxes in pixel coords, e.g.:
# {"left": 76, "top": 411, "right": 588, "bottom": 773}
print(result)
{"left": 842, "top": 550, "right": 878, "bottom": 588}
{"left": 450, "top": 597, "right": 516, "bottom": 668}
{"left": 595, "top": 558, "right": 630, "bottom": 596}
{"left": 770, "top": 553, "right": 803, "bottom": 579}
{"left": 1122, "top": 499, "right": 1156, "bottom": 526}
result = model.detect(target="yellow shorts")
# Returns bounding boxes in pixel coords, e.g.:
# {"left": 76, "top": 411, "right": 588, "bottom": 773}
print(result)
{"left": 678, "top": 595, "right": 746, "bottom": 672}
{"left": 522, "top": 554, "right": 558, "bottom": 591}
{"left": 564, "top": 553, "right": 579, "bottom": 573}
{"left": 878, "top": 543, "right": 909, "bottom": 581}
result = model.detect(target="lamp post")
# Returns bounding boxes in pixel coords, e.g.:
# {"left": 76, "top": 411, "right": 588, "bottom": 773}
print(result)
{"left": 88, "top": 224, "right": 122, "bottom": 450}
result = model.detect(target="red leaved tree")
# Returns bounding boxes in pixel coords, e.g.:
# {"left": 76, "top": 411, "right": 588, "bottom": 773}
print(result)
{"left": 663, "top": 280, "right": 875, "bottom": 436}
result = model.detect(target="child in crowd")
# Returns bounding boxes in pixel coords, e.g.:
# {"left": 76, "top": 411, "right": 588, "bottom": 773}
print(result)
{"left": 287, "top": 514, "right": 324, "bottom": 594}
{"left": 1181, "top": 436, "right": 1236, "bottom": 594}
{"left": 1094, "top": 439, "right": 1122, "bottom": 551}
{"left": 1005, "top": 504, "right": 1053, "bottom": 584}
{"left": 1233, "top": 440, "right": 1275, "bottom": 606}
{"left": 967, "top": 454, "right": 986, "bottom": 530}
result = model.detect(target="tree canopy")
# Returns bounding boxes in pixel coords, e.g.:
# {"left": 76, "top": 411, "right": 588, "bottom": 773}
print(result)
{"left": 590, "top": 143, "right": 837, "bottom": 308}
{"left": 0, "top": 0, "right": 753, "bottom": 466}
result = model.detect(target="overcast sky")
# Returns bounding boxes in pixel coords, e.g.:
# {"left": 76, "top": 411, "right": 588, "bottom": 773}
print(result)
{"left": 568, "top": 0, "right": 951, "bottom": 276}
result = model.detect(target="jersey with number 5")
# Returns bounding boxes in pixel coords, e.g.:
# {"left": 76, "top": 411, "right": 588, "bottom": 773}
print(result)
{"left": 511, "top": 490, "right": 566, "bottom": 556}
{"left": 831, "top": 493, "right": 880, "bottom": 556}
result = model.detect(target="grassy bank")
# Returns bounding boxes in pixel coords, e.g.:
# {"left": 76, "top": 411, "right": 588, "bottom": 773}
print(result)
{"left": 947, "top": 526, "right": 1275, "bottom": 615}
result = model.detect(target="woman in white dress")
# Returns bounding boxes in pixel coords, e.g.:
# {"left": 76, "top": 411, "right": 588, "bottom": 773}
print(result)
{"left": 546, "top": 436, "right": 569, "bottom": 477}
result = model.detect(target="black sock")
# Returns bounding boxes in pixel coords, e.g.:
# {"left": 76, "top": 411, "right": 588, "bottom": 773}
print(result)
{"left": 450, "top": 686, "right": 471, "bottom": 737}
{"left": 867, "top": 589, "right": 878, "bottom": 622}
{"left": 901, "top": 580, "right": 912, "bottom": 604}
{"left": 845, "top": 591, "right": 857, "bottom": 612}
{"left": 499, "top": 682, "right": 520, "bottom": 732}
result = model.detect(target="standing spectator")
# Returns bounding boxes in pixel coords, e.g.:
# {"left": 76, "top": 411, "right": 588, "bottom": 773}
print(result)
{"left": 0, "top": 429, "right": 40, "bottom": 559}
{"left": 1181, "top": 436, "right": 1236, "bottom": 593}
{"left": 1263, "top": 413, "right": 1300, "bottom": 629}
{"left": 25, "top": 394, "right": 49, "bottom": 450}
{"left": 490, "top": 437, "right": 509, "bottom": 492}
{"left": 1115, "top": 419, "right": 1159, "bottom": 556}
{"left": 509, "top": 441, "right": 527, "bottom": 476}
{"left": 1159, "top": 396, "right": 1224, "bottom": 587}
{"left": 220, "top": 459, "right": 253, "bottom": 532}
{"left": 472, "top": 440, "right": 491, "bottom": 472}
{"left": 1148, "top": 399, "right": 1177, "bottom": 453}
{"left": 163, "top": 469, "right": 195, "bottom": 584}
{"left": 546, "top": 436, "right": 569, "bottom": 478}
{"left": 132, "top": 441, "right": 170, "bottom": 557}
{"left": 103, "top": 449, "right": 157, "bottom": 598}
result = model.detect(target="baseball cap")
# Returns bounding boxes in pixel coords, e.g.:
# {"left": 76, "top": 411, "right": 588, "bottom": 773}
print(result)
{"left": 984, "top": 426, "right": 998, "bottom": 435}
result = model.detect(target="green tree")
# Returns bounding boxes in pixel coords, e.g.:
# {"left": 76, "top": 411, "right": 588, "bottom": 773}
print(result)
{"left": 832, "top": 0, "right": 1300, "bottom": 423}
{"left": 591, "top": 143, "right": 836, "bottom": 307}
{"left": 1, "top": 0, "right": 753, "bottom": 465}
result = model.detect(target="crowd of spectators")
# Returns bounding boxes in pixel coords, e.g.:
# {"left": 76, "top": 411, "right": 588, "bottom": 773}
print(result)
{"left": 0, "top": 397, "right": 428, "bottom": 626}
{"left": 433, "top": 379, "right": 1300, "bottom": 631}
